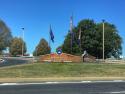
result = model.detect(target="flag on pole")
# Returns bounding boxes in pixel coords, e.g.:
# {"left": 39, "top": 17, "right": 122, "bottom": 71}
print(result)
{"left": 49, "top": 25, "right": 54, "bottom": 43}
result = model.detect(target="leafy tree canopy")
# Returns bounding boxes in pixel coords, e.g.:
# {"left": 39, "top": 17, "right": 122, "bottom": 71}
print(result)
{"left": 0, "top": 19, "right": 12, "bottom": 54}
{"left": 9, "top": 37, "right": 27, "bottom": 56}
{"left": 62, "top": 19, "right": 122, "bottom": 58}
{"left": 33, "top": 38, "right": 50, "bottom": 56}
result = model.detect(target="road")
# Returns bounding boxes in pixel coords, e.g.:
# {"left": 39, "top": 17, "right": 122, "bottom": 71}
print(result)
{"left": 0, "top": 81, "right": 125, "bottom": 94}
{"left": 0, "top": 57, "right": 32, "bottom": 67}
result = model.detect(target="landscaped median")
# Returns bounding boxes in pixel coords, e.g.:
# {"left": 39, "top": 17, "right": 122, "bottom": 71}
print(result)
{"left": 0, "top": 63, "right": 125, "bottom": 82}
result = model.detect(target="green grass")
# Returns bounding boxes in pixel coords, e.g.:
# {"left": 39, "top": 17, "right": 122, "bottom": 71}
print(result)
{"left": 0, "top": 63, "right": 125, "bottom": 78}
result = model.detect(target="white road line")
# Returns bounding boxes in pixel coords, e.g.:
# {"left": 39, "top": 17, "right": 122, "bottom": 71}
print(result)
{"left": 0, "top": 83, "right": 18, "bottom": 86}
{"left": 110, "top": 92, "right": 121, "bottom": 93}
{"left": 81, "top": 81, "right": 92, "bottom": 83}
{"left": 111, "top": 91, "right": 125, "bottom": 93}
{"left": 91, "top": 80, "right": 125, "bottom": 83}
{"left": 0, "top": 81, "right": 92, "bottom": 86}
{"left": 104, "top": 91, "right": 125, "bottom": 93}
{"left": 0, "top": 82, "right": 49, "bottom": 86}
{"left": 45, "top": 82, "right": 59, "bottom": 84}
{"left": 0, "top": 80, "right": 125, "bottom": 86}
{"left": 113, "top": 80, "right": 123, "bottom": 82}
{"left": 94, "top": 91, "right": 125, "bottom": 94}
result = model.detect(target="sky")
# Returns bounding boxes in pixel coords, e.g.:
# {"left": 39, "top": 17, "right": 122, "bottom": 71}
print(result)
{"left": 0, "top": 0, "right": 125, "bottom": 56}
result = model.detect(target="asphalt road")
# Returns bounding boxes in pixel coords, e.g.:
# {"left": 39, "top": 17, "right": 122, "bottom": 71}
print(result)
{"left": 0, "top": 81, "right": 125, "bottom": 94}
{"left": 0, "top": 57, "right": 32, "bottom": 67}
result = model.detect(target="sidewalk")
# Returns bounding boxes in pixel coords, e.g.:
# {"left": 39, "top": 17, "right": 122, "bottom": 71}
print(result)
{"left": 0, "top": 77, "right": 125, "bottom": 83}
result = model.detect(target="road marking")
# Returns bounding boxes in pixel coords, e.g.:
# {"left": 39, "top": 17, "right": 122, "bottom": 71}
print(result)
{"left": 0, "top": 80, "right": 125, "bottom": 86}
{"left": 0, "top": 83, "right": 18, "bottom": 86}
{"left": 106, "top": 91, "right": 125, "bottom": 93}
{"left": 113, "top": 80, "right": 123, "bottom": 82}
{"left": 45, "top": 82, "right": 59, "bottom": 84}
{"left": 81, "top": 81, "right": 92, "bottom": 83}
{"left": 92, "top": 91, "right": 125, "bottom": 94}
{"left": 110, "top": 92, "right": 121, "bottom": 93}
{"left": 96, "top": 91, "right": 125, "bottom": 94}
{"left": 0, "top": 81, "right": 91, "bottom": 86}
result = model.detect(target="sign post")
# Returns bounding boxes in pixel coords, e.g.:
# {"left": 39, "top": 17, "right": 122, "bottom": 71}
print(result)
{"left": 57, "top": 48, "right": 62, "bottom": 62}
{"left": 57, "top": 48, "right": 62, "bottom": 55}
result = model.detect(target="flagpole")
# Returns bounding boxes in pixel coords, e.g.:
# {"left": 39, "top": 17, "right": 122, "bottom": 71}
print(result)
{"left": 49, "top": 25, "right": 51, "bottom": 54}
{"left": 70, "top": 15, "right": 73, "bottom": 54}
{"left": 71, "top": 33, "right": 72, "bottom": 54}
{"left": 48, "top": 25, "right": 51, "bottom": 62}
{"left": 21, "top": 28, "right": 24, "bottom": 56}
{"left": 79, "top": 27, "right": 82, "bottom": 54}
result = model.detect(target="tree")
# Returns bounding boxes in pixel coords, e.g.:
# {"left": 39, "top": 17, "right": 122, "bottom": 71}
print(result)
{"left": 0, "top": 19, "right": 12, "bottom": 54}
{"left": 9, "top": 37, "right": 27, "bottom": 56}
{"left": 62, "top": 19, "right": 122, "bottom": 58}
{"left": 96, "top": 23, "right": 122, "bottom": 58}
{"left": 33, "top": 38, "right": 50, "bottom": 56}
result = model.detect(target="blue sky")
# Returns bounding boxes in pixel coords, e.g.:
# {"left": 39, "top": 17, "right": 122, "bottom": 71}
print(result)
{"left": 0, "top": 0, "right": 125, "bottom": 56}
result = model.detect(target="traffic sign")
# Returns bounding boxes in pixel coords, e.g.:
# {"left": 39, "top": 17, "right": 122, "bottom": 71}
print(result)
{"left": 57, "top": 48, "right": 62, "bottom": 55}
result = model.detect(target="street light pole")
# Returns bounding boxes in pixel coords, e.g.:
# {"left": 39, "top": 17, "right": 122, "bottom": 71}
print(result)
{"left": 36, "top": 47, "right": 38, "bottom": 56}
{"left": 102, "top": 20, "right": 105, "bottom": 61}
{"left": 70, "top": 15, "right": 73, "bottom": 54}
{"left": 21, "top": 28, "right": 24, "bottom": 56}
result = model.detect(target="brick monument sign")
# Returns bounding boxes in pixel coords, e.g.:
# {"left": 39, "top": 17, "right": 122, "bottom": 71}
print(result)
{"left": 39, "top": 53, "right": 96, "bottom": 63}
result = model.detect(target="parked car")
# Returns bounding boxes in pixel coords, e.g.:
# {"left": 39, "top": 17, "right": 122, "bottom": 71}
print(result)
{"left": 0, "top": 59, "right": 5, "bottom": 63}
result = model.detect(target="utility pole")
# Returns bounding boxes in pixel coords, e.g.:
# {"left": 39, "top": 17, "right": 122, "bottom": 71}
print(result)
{"left": 36, "top": 47, "right": 38, "bottom": 56}
{"left": 79, "top": 27, "right": 82, "bottom": 54}
{"left": 70, "top": 15, "right": 73, "bottom": 54}
{"left": 21, "top": 28, "right": 24, "bottom": 56}
{"left": 102, "top": 20, "right": 105, "bottom": 61}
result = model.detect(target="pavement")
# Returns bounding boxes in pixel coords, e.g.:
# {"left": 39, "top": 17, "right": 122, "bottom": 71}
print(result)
{"left": 0, "top": 57, "right": 32, "bottom": 67}
{"left": 0, "top": 81, "right": 125, "bottom": 94}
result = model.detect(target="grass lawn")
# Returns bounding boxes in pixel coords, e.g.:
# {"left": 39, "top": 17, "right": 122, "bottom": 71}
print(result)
{"left": 0, "top": 62, "right": 125, "bottom": 78}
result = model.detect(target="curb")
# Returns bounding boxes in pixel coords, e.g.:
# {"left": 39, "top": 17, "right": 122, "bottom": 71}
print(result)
{"left": 0, "top": 77, "right": 125, "bottom": 83}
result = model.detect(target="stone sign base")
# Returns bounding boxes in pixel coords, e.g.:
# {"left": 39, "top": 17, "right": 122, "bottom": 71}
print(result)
{"left": 40, "top": 53, "right": 82, "bottom": 63}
